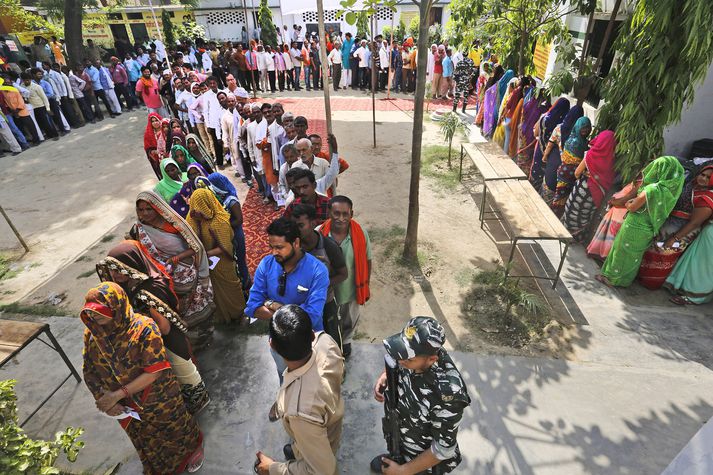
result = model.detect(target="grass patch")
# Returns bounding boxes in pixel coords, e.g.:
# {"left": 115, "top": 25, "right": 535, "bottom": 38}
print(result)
{"left": 0, "top": 302, "right": 72, "bottom": 316}
{"left": 0, "top": 254, "right": 19, "bottom": 281}
{"left": 460, "top": 264, "right": 550, "bottom": 348}
{"left": 421, "top": 145, "right": 461, "bottom": 191}
{"left": 76, "top": 269, "right": 96, "bottom": 279}
{"left": 100, "top": 234, "right": 116, "bottom": 243}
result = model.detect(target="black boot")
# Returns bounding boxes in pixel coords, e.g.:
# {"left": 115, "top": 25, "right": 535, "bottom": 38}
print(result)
{"left": 283, "top": 444, "right": 295, "bottom": 461}
{"left": 370, "top": 454, "right": 388, "bottom": 473}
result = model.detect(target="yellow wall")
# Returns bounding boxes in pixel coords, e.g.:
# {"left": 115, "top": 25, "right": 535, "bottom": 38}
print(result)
{"left": 533, "top": 39, "right": 551, "bottom": 80}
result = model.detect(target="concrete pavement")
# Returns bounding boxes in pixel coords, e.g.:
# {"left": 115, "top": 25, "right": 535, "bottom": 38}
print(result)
{"left": 3, "top": 314, "right": 713, "bottom": 474}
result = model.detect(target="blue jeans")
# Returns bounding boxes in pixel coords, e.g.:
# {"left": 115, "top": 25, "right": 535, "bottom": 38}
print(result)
{"left": 293, "top": 66, "right": 301, "bottom": 89}
{"left": 303, "top": 66, "right": 312, "bottom": 89}
{"left": 6, "top": 115, "right": 28, "bottom": 148}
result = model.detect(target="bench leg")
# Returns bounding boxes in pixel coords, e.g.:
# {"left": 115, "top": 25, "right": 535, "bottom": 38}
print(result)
{"left": 459, "top": 144, "right": 464, "bottom": 182}
{"left": 504, "top": 238, "right": 518, "bottom": 280}
{"left": 552, "top": 242, "right": 570, "bottom": 290}
{"left": 479, "top": 182, "right": 488, "bottom": 229}
{"left": 45, "top": 328, "right": 81, "bottom": 383}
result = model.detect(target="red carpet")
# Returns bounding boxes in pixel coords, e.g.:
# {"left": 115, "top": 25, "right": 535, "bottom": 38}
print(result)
{"left": 242, "top": 186, "right": 282, "bottom": 275}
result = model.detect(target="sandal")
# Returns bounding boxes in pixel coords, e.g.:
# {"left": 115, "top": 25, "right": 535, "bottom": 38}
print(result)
{"left": 186, "top": 445, "right": 204, "bottom": 473}
{"left": 595, "top": 274, "right": 614, "bottom": 288}
{"left": 670, "top": 295, "right": 694, "bottom": 306}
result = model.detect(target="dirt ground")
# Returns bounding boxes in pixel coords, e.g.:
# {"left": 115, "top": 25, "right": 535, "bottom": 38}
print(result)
{"left": 0, "top": 97, "right": 575, "bottom": 359}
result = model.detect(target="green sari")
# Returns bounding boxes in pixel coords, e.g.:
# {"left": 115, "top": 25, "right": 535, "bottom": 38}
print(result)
{"left": 170, "top": 144, "right": 197, "bottom": 173}
{"left": 153, "top": 157, "right": 187, "bottom": 203}
{"left": 600, "top": 156, "right": 684, "bottom": 287}
{"left": 665, "top": 223, "right": 713, "bottom": 303}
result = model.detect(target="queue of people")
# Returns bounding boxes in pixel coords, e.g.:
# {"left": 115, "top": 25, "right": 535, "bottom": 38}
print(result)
{"left": 475, "top": 52, "right": 713, "bottom": 305}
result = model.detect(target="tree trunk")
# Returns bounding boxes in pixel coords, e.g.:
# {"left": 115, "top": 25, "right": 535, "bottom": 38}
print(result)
{"left": 64, "top": 0, "right": 84, "bottom": 67}
{"left": 402, "top": 1, "right": 432, "bottom": 262}
{"left": 517, "top": 29, "right": 528, "bottom": 76}
{"left": 578, "top": 7, "right": 596, "bottom": 76}
{"left": 593, "top": 0, "right": 622, "bottom": 75}
{"left": 448, "top": 138, "right": 452, "bottom": 167}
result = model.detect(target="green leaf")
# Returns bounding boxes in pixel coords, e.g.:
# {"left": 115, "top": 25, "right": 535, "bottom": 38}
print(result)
{"left": 345, "top": 11, "right": 356, "bottom": 25}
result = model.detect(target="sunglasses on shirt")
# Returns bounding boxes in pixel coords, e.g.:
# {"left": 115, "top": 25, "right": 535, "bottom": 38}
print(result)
{"left": 278, "top": 271, "right": 287, "bottom": 296}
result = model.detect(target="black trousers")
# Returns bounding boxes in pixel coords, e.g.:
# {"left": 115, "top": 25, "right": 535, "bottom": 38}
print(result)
{"left": 311, "top": 65, "right": 321, "bottom": 90}
{"left": 332, "top": 64, "right": 342, "bottom": 91}
{"left": 239, "top": 148, "right": 253, "bottom": 181}
{"left": 94, "top": 89, "right": 114, "bottom": 116}
{"left": 86, "top": 92, "right": 104, "bottom": 120}
{"left": 48, "top": 98, "right": 64, "bottom": 132}
{"left": 285, "top": 69, "right": 294, "bottom": 90}
{"left": 33, "top": 106, "right": 58, "bottom": 138}
{"left": 75, "top": 96, "right": 94, "bottom": 122}
{"left": 237, "top": 69, "right": 251, "bottom": 90}
{"left": 114, "top": 83, "right": 134, "bottom": 109}
{"left": 268, "top": 70, "right": 276, "bottom": 92}
{"left": 277, "top": 71, "right": 285, "bottom": 91}
{"left": 207, "top": 127, "right": 224, "bottom": 166}
{"left": 322, "top": 299, "right": 342, "bottom": 352}
{"left": 15, "top": 115, "right": 40, "bottom": 143}
{"left": 60, "top": 96, "right": 80, "bottom": 127}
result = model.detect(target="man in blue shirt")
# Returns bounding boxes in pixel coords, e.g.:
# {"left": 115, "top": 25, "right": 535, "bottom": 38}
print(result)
{"left": 245, "top": 217, "right": 329, "bottom": 381}
{"left": 441, "top": 48, "right": 454, "bottom": 99}
{"left": 31, "top": 67, "right": 66, "bottom": 134}
{"left": 84, "top": 59, "right": 117, "bottom": 118}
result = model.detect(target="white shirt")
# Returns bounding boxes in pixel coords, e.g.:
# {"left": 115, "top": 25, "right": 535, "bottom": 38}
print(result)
{"left": 290, "top": 48, "right": 302, "bottom": 66}
{"left": 328, "top": 48, "right": 342, "bottom": 65}
{"left": 202, "top": 89, "right": 223, "bottom": 132}
{"left": 188, "top": 93, "right": 205, "bottom": 124}
{"left": 176, "top": 89, "right": 195, "bottom": 124}
{"left": 266, "top": 53, "right": 276, "bottom": 71}
{"left": 292, "top": 154, "right": 340, "bottom": 195}
{"left": 221, "top": 109, "right": 235, "bottom": 159}
{"left": 247, "top": 117, "right": 267, "bottom": 172}
{"left": 153, "top": 39, "right": 167, "bottom": 61}
{"left": 427, "top": 51, "right": 435, "bottom": 81}
{"left": 201, "top": 51, "right": 212, "bottom": 72}
{"left": 257, "top": 51, "right": 270, "bottom": 71}
{"left": 354, "top": 46, "right": 368, "bottom": 68}
{"left": 282, "top": 51, "right": 294, "bottom": 69}
{"left": 267, "top": 120, "right": 285, "bottom": 170}
{"left": 379, "top": 47, "right": 389, "bottom": 70}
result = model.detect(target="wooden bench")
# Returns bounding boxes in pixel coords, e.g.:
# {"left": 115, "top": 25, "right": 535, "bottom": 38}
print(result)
{"left": 458, "top": 143, "right": 528, "bottom": 224}
{"left": 0, "top": 319, "right": 81, "bottom": 426}
{"left": 483, "top": 179, "right": 574, "bottom": 288}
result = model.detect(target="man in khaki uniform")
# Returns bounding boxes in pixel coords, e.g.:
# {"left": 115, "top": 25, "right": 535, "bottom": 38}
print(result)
{"left": 255, "top": 304, "right": 344, "bottom": 475}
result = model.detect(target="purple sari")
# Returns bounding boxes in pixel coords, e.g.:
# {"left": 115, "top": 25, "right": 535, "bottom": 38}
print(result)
{"left": 482, "top": 84, "right": 499, "bottom": 137}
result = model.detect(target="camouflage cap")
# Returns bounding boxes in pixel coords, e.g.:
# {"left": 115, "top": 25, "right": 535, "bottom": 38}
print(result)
{"left": 383, "top": 316, "right": 446, "bottom": 360}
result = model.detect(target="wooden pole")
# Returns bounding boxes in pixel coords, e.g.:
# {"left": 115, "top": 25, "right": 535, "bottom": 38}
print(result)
{"left": 316, "top": 0, "right": 333, "bottom": 135}
{"left": 0, "top": 205, "right": 29, "bottom": 253}
{"left": 385, "top": 14, "right": 394, "bottom": 99}
{"left": 370, "top": 14, "right": 376, "bottom": 148}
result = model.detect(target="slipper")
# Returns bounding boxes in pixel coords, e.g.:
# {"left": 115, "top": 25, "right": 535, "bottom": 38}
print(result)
{"left": 670, "top": 295, "right": 694, "bottom": 306}
{"left": 186, "top": 445, "right": 204, "bottom": 473}
{"left": 595, "top": 274, "right": 614, "bottom": 288}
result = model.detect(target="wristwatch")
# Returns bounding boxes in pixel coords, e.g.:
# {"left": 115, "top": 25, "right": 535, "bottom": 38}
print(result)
{"left": 264, "top": 300, "right": 274, "bottom": 309}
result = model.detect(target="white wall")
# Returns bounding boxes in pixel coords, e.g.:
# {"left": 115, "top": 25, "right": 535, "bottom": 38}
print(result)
{"left": 663, "top": 60, "right": 713, "bottom": 157}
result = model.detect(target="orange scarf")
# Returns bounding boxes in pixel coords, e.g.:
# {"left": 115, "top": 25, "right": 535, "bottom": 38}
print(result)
{"left": 320, "top": 219, "right": 370, "bottom": 304}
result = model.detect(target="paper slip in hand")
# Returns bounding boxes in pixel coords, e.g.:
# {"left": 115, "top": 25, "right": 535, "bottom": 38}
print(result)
{"left": 208, "top": 256, "right": 220, "bottom": 270}
{"left": 104, "top": 407, "right": 141, "bottom": 421}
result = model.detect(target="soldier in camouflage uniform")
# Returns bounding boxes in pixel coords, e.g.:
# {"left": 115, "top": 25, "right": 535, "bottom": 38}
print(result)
{"left": 452, "top": 57, "right": 477, "bottom": 114}
{"left": 371, "top": 317, "right": 471, "bottom": 474}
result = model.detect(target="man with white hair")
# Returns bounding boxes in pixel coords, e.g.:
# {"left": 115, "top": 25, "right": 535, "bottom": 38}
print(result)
{"left": 354, "top": 40, "right": 369, "bottom": 90}
{"left": 427, "top": 43, "right": 437, "bottom": 83}
{"left": 291, "top": 137, "right": 340, "bottom": 194}
{"left": 236, "top": 102, "right": 254, "bottom": 185}
{"left": 247, "top": 102, "right": 269, "bottom": 200}
{"left": 221, "top": 93, "right": 243, "bottom": 177}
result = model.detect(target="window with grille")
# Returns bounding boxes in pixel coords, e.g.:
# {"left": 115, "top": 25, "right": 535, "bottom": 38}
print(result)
{"left": 302, "top": 10, "right": 344, "bottom": 23}
{"left": 206, "top": 10, "right": 247, "bottom": 25}
{"left": 376, "top": 8, "right": 393, "bottom": 21}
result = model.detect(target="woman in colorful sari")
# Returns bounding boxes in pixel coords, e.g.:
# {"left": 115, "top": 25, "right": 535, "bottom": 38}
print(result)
{"left": 665, "top": 181, "right": 713, "bottom": 304}
{"left": 529, "top": 98, "right": 570, "bottom": 191}
{"left": 587, "top": 182, "right": 638, "bottom": 261}
{"left": 170, "top": 163, "right": 208, "bottom": 218}
{"left": 597, "top": 156, "right": 685, "bottom": 288}
{"left": 154, "top": 157, "right": 186, "bottom": 203}
{"left": 474, "top": 61, "right": 491, "bottom": 117}
{"left": 550, "top": 116, "right": 592, "bottom": 216}
{"left": 160, "top": 118, "right": 171, "bottom": 157}
{"left": 507, "top": 82, "right": 528, "bottom": 159}
{"left": 170, "top": 144, "right": 197, "bottom": 173}
{"left": 638, "top": 164, "right": 713, "bottom": 290}
{"left": 516, "top": 90, "right": 550, "bottom": 174}
{"left": 479, "top": 65, "right": 504, "bottom": 134}
{"left": 168, "top": 117, "right": 186, "bottom": 144}
{"left": 485, "top": 69, "right": 515, "bottom": 138}
{"left": 186, "top": 133, "right": 215, "bottom": 174}
{"left": 541, "top": 105, "right": 584, "bottom": 203}
{"left": 129, "top": 191, "right": 215, "bottom": 349}
{"left": 187, "top": 188, "right": 246, "bottom": 323}
{"left": 143, "top": 112, "right": 165, "bottom": 179}
{"left": 96, "top": 240, "right": 210, "bottom": 414}
{"left": 500, "top": 79, "right": 523, "bottom": 154}
{"left": 81, "top": 282, "right": 204, "bottom": 474}
{"left": 203, "top": 173, "right": 251, "bottom": 291}
{"left": 561, "top": 130, "right": 617, "bottom": 241}
{"left": 171, "top": 130, "right": 187, "bottom": 148}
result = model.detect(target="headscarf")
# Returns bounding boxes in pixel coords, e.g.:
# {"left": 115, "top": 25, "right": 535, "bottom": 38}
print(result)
{"left": 583, "top": 130, "right": 617, "bottom": 207}
{"left": 638, "top": 156, "right": 685, "bottom": 234}
{"left": 143, "top": 112, "right": 163, "bottom": 152}
{"left": 95, "top": 240, "right": 185, "bottom": 330}
{"left": 542, "top": 97, "right": 570, "bottom": 141}
{"left": 206, "top": 172, "right": 239, "bottom": 209}
{"left": 170, "top": 144, "right": 197, "bottom": 172}
{"left": 559, "top": 105, "right": 584, "bottom": 144}
{"left": 504, "top": 85, "right": 523, "bottom": 118}
{"left": 170, "top": 163, "right": 208, "bottom": 218}
{"left": 154, "top": 157, "right": 186, "bottom": 202}
{"left": 185, "top": 133, "right": 214, "bottom": 169}
{"left": 484, "top": 64, "right": 504, "bottom": 91}
{"left": 496, "top": 70, "right": 515, "bottom": 107}
{"left": 186, "top": 189, "right": 233, "bottom": 253}
{"left": 521, "top": 91, "right": 549, "bottom": 145}
{"left": 563, "top": 116, "right": 592, "bottom": 159}
{"left": 693, "top": 165, "right": 713, "bottom": 210}
{"left": 171, "top": 131, "right": 186, "bottom": 147}
{"left": 0, "top": 77, "right": 17, "bottom": 92}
